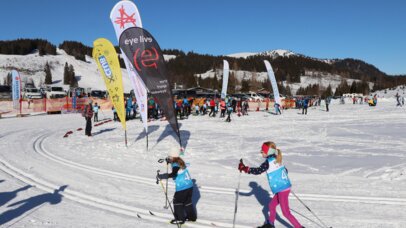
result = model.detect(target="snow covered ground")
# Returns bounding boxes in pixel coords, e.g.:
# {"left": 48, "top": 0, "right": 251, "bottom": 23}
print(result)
{"left": 1, "top": 99, "right": 406, "bottom": 227}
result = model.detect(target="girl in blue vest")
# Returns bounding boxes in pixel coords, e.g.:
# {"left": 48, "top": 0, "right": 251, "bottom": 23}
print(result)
{"left": 158, "top": 148, "right": 197, "bottom": 225}
{"left": 238, "top": 142, "right": 303, "bottom": 228}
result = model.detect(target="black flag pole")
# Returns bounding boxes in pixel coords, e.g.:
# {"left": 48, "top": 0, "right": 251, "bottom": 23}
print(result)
{"left": 125, "top": 130, "right": 128, "bottom": 148}
{"left": 119, "top": 27, "right": 181, "bottom": 146}
{"left": 146, "top": 129, "right": 149, "bottom": 151}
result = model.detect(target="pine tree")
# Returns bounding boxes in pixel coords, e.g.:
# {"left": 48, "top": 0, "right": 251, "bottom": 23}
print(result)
{"left": 228, "top": 72, "right": 236, "bottom": 94}
{"left": 262, "top": 78, "right": 271, "bottom": 90}
{"left": 69, "top": 64, "right": 78, "bottom": 87}
{"left": 63, "top": 62, "right": 70, "bottom": 85}
{"left": 241, "top": 79, "right": 250, "bottom": 92}
{"left": 44, "top": 62, "right": 53, "bottom": 84}
{"left": 4, "top": 72, "right": 12, "bottom": 86}
{"left": 324, "top": 84, "right": 333, "bottom": 97}
{"left": 285, "top": 85, "right": 292, "bottom": 96}
{"left": 350, "top": 81, "right": 357, "bottom": 93}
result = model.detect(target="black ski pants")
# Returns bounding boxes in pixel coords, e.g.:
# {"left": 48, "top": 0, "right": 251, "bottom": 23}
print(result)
{"left": 85, "top": 117, "right": 92, "bottom": 136}
{"left": 173, "top": 188, "right": 196, "bottom": 221}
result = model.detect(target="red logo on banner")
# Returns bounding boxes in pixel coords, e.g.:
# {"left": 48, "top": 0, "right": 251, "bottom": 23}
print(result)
{"left": 133, "top": 47, "right": 159, "bottom": 72}
{"left": 115, "top": 5, "right": 136, "bottom": 29}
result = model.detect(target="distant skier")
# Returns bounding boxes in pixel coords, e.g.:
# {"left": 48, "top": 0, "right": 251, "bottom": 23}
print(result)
{"left": 238, "top": 142, "right": 303, "bottom": 228}
{"left": 82, "top": 100, "right": 94, "bottom": 136}
{"left": 395, "top": 93, "right": 402, "bottom": 107}
{"left": 158, "top": 148, "right": 197, "bottom": 225}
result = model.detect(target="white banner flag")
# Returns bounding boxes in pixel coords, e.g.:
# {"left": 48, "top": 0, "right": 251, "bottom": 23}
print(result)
{"left": 11, "top": 70, "right": 21, "bottom": 110}
{"left": 110, "top": 1, "right": 148, "bottom": 133}
{"left": 221, "top": 60, "right": 229, "bottom": 99}
{"left": 264, "top": 60, "right": 281, "bottom": 106}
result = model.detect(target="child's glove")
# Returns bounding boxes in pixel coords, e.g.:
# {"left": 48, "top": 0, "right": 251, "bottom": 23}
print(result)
{"left": 238, "top": 160, "right": 250, "bottom": 173}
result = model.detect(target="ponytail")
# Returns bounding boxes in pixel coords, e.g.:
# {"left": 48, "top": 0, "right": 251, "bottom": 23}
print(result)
{"left": 172, "top": 157, "right": 186, "bottom": 169}
{"left": 264, "top": 141, "right": 283, "bottom": 164}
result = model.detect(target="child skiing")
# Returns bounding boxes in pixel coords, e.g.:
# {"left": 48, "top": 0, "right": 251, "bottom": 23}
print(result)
{"left": 158, "top": 148, "right": 197, "bottom": 225}
{"left": 238, "top": 142, "right": 303, "bottom": 228}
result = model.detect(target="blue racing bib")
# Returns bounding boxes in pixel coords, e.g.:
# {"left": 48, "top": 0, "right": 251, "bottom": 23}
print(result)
{"left": 172, "top": 163, "right": 193, "bottom": 192}
{"left": 266, "top": 157, "right": 291, "bottom": 194}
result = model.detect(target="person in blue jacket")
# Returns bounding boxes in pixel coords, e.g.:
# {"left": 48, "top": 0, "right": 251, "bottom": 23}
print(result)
{"left": 238, "top": 142, "right": 303, "bottom": 228}
{"left": 302, "top": 98, "right": 308, "bottom": 115}
{"left": 158, "top": 148, "right": 197, "bottom": 225}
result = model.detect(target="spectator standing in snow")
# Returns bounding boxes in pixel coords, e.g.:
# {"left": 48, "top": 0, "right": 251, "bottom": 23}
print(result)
{"left": 243, "top": 100, "right": 249, "bottom": 115}
{"left": 325, "top": 96, "right": 330, "bottom": 112}
{"left": 158, "top": 148, "right": 197, "bottom": 225}
{"left": 220, "top": 99, "right": 226, "bottom": 118}
{"left": 112, "top": 106, "right": 118, "bottom": 122}
{"left": 226, "top": 102, "right": 233, "bottom": 122}
{"left": 274, "top": 103, "right": 282, "bottom": 115}
{"left": 209, "top": 99, "right": 216, "bottom": 117}
{"left": 126, "top": 97, "right": 133, "bottom": 120}
{"left": 238, "top": 142, "right": 303, "bottom": 228}
{"left": 93, "top": 102, "right": 99, "bottom": 122}
{"left": 83, "top": 100, "right": 94, "bottom": 136}
{"left": 302, "top": 98, "right": 308, "bottom": 115}
{"left": 132, "top": 100, "right": 138, "bottom": 119}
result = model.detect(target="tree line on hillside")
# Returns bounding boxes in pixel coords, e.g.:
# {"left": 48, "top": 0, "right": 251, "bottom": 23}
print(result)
{"left": 1, "top": 39, "right": 406, "bottom": 94}
{"left": 0, "top": 39, "right": 56, "bottom": 56}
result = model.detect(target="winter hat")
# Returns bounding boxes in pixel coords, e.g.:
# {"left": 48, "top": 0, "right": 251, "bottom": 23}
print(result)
{"left": 261, "top": 143, "right": 270, "bottom": 154}
{"left": 168, "top": 147, "right": 180, "bottom": 158}
{"left": 261, "top": 143, "right": 278, "bottom": 156}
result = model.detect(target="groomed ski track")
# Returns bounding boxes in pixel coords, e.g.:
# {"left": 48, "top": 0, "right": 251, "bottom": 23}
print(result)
{"left": 31, "top": 132, "right": 406, "bottom": 206}
{"left": 1, "top": 128, "right": 406, "bottom": 228}
{"left": 1, "top": 103, "right": 406, "bottom": 227}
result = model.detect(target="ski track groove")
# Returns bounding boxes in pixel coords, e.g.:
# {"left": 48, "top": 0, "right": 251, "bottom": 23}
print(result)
{"left": 0, "top": 132, "right": 249, "bottom": 228}
{"left": 34, "top": 132, "right": 406, "bottom": 206}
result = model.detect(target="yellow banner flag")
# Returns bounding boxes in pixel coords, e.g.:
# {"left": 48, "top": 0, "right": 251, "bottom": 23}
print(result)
{"left": 93, "top": 38, "right": 126, "bottom": 130}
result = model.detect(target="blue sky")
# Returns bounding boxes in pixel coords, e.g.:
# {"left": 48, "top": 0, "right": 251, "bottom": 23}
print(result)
{"left": 0, "top": 0, "right": 405, "bottom": 75}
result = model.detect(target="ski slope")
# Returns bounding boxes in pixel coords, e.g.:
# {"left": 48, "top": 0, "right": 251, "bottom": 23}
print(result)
{"left": 0, "top": 99, "right": 406, "bottom": 227}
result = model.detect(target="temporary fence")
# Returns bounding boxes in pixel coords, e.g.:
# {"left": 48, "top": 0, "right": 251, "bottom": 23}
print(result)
{"left": 1, "top": 97, "right": 297, "bottom": 118}
{"left": 0, "top": 97, "right": 113, "bottom": 117}
{"left": 189, "top": 98, "right": 296, "bottom": 111}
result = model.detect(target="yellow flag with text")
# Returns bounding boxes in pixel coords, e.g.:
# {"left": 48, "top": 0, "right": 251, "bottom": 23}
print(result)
{"left": 93, "top": 38, "right": 126, "bottom": 130}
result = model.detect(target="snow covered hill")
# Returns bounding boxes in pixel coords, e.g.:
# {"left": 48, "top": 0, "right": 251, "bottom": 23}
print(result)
{"left": 227, "top": 49, "right": 296, "bottom": 59}
{"left": 0, "top": 50, "right": 175, "bottom": 93}
{"left": 196, "top": 69, "right": 373, "bottom": 95}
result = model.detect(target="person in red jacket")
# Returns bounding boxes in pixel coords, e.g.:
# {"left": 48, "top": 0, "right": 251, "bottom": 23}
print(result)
{"left": 209, "top": 99, "right": 216, "bottom": 117}
{"left": 83, "top": 100, "right": 94, "bottom": 136}
{"left": 220, "top": 99, "right": 226, "bottom": 118}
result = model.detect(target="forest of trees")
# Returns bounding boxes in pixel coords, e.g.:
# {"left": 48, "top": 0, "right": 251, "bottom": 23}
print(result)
{"left": 1, "top": 39, "right": 406, "bottom": 94}
{"left": 59, "top": 41, "right": 92, "bottom": 61}
{"left": 0, "top": 39, "right": 56, "bottom": 56}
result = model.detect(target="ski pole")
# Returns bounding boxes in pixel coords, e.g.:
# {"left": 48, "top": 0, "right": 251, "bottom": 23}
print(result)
{"left": 165, "top": 161, "right": 169, "bottom": 209}
{"left": 156, "top": 170, "right": 181, "bottom": 228}
{"left": 232, "top": 158, "right": 243, "bottom": 228}
{"left": 290, "top": 208, "right": 324, "bottom": 228}
{"left": 291, "top": 191, "right": 332, "bottom": 228}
